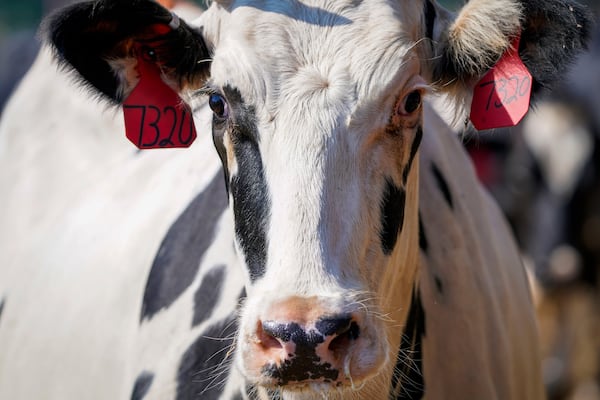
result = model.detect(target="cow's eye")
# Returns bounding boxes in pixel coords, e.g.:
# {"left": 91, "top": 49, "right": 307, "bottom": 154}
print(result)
{"left": 403, "top": 90, "right": 422, "bottom": 114}
{"left": 209, "top": 93, "right": 229, "bottom": 120}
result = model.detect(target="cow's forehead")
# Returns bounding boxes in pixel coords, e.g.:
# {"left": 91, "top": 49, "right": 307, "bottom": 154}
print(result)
{"left": 204, "top": 0, "right": 424, "bottom": 119}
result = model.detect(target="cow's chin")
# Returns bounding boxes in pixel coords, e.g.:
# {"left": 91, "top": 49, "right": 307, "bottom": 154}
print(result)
{"left": 248, "top": 377, "right": 381, "bottom": 400}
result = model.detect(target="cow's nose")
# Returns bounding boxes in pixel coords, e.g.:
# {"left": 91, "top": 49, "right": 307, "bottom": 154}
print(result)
{"left": 256, "top": 315, "right": 361, "bottom": 383}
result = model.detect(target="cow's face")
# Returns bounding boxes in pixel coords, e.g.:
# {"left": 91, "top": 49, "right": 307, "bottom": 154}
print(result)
{"left": 45, "top": 0, "right": 591, "bottom": 396}
{"left": 204, "top": 5, "right": 430, "bottom": 395}
{"left": 198, "top": 3, "right": 428, "bottom": 392}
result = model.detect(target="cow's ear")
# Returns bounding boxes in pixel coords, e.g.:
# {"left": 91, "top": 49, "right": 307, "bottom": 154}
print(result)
{"left": 42, "top": 0, "right": 211, "bottom": 104}
{"left": 425, "top": 0, "right": 593, "bottom": 99}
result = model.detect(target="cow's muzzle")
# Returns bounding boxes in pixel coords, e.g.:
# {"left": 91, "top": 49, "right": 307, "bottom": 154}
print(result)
{"left": 239, "top": 296, "right": 386, "bottom": 390}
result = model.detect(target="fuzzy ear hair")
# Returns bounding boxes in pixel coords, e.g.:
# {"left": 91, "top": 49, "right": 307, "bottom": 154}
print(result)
{"left": 426, "top": 0, "right": 593, "bottom": 99}
{"left": 42, "top": 0, "right": 211, "bottom": 103}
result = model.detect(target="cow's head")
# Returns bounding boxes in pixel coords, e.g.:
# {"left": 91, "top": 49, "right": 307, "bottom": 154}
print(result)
{"left": 45, "top": 0, "right": 591, "bottom": 397}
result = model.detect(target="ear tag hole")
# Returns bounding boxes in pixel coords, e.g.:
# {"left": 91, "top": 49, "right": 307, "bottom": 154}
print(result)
{"left": 122, "top": 46, "right": 197, "bottom": 149}
{"left": 141, "top": 46, "right": 157, "bottom": 62}
{"left": 470, "top": 34, "right": 532, "bottom": 130}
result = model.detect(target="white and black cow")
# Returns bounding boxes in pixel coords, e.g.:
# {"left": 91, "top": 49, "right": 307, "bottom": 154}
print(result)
{"left": 0, "top": 0, "right": 592, "bottom": 399}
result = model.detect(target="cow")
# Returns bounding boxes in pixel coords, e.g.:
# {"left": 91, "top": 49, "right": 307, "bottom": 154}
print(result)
{"left": 0, "top": 0, "right": 592, "bottom": 399}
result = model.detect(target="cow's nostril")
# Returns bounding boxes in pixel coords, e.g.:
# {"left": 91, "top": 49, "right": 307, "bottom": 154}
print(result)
{"left": 328, "top": 321, "right": 360, "bottom": 354}
{"left": 261, "top": 320, "right": 291, "bottom": 342}
{"left": 260, "top": 321, "right": 324, "bottom": 348}
{"left": 315, "top": 316, "right": 352, "bottom": 337}
{"left": 257, "top": 321, "right": 284, "bottom": 350}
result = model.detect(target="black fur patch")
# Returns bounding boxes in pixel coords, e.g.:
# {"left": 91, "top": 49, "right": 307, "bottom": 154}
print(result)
{"left": 380, "top": 178, "right": 406, "bottom": 255}
{"left": 390, "top": 288, "right": 426, "bottom": 400}
{"left": 520, "top": 0, "right": 593, "bottom": 95}
{"left": 130, "top": 371, "right": 154, "bottom": 400}
{"left": 43, "top": 0, "right": 210, "bottom": 103}
{"left": 192, "top": 265, "right": 226, "bottom": 328}
{"left": 403, "top": 126, "right": 423, "bottom": 184}
{"left": 141, "top": 171, "right": 228, "bottom": 322}
{"left": 212, "top": 125, "right": 230, "bottom": 193}
{"left": 431, "top": 163, "right": 453, "bottom": 209}
{"left": 418, "top": 213, "right": 429, "bottom": 253}
{"left": 176, "top": 314, "right": 238, "bottom": 400}
{"left": 225, "top": 86, "right": 270, "bottom": 282}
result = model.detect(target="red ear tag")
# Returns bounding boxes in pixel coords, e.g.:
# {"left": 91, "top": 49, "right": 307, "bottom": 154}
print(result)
{"left": 123, "top": 53, "right": 197, "bottom": 149}
{"left": 470, "top": 35, "right": 532, "bottom": 130}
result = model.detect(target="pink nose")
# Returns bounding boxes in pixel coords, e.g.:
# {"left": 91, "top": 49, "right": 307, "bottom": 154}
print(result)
{"left": 255, "top": 315, "right": 361, "bottom": 384}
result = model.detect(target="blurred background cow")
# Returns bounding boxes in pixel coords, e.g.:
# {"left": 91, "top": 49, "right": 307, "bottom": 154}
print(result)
{"left": 0, "top": 1, "right": 599, "bottom": 399}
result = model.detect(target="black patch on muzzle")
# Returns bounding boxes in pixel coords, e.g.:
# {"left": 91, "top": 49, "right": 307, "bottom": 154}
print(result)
{"left": 176, "top": 313, "right": 238, "bottom": 400}
{"left": 140, "top": 170, "right": 228, "bottom": 322}
{"left": 261, "top": 323, "right": 339, "bottom": 385}
{"left": 431, "top": 162, "right": 453, "bottom": 209}
{"left": 130, "top": 371, "right": 154, "bottom": 400}
{"left": 192, "top": 265, "right": 226, "bottom": 328}
{"left": 380, "top": 178, "right": 406, "bottom": 255}
{"left": 225, "top": 86, "right": 270, "bottom": 282}
{"left": 390, "top": 287, "right": 426, "bottom": 399}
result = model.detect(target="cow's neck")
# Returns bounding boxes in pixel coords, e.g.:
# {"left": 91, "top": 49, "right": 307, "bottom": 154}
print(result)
{"left": 382, "top": 150, "right": 421, "bottom": 324}
{"left": 363, "top": 154, "right": 422, "bottom": 399}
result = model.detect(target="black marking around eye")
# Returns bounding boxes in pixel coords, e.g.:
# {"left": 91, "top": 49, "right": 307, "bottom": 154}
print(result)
{"left": 130, "top": 371, "right": 154, "bottom": 400}
{"left": 418, "top": 212, "right": 429, "bottom": 253}
{"left": 380, "top": 178, "right": 406, "bottom": 255}
{"left": 192, "top": 265, "right": 226, "bottom": 328}
{"left": 224, "top": 86, "right": 270, "bottom": 282}
{"left": 176, "top": 314, "right": 238, "bottom": 400}
{"left": 403, "top": 126, "right": 423, "bottom": 184}
{"left": 212, "top": 126, "right": 230, "bottom": 192}
{"left": 390, "top": 287, "right": 426, "bottom": 399}
{"left": 140, "top": 170, "right": 228, "bottom": 322}
{"left": 431, "top": 163, "right": 454, "bottom": 209}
